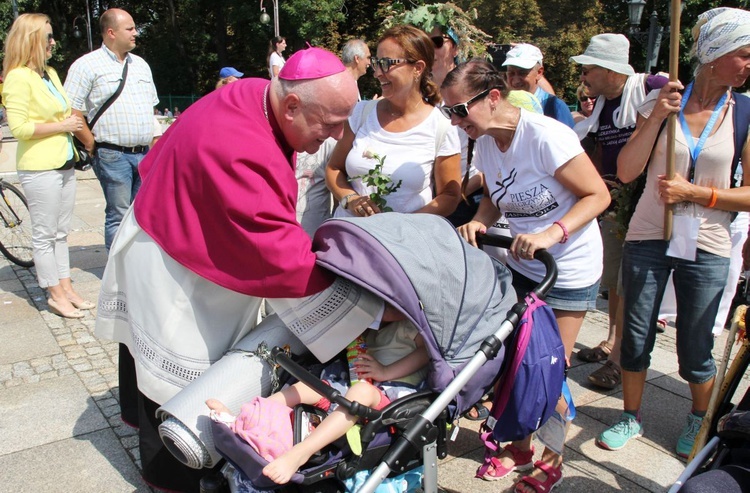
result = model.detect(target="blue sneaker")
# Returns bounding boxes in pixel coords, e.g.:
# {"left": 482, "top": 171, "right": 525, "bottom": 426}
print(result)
{"left": 676, "top": 412, "right": 703, "bottom": 458}
{"left": 597, "top": 412, "right": 643, "bottom": 450}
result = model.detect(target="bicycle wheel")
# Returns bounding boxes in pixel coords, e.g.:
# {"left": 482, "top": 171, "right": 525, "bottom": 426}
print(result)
{"left": 0, "top": 181, "right": 34, "bottom": 267}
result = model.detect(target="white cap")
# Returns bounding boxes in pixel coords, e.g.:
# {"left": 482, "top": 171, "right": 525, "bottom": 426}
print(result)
{"left": 502, "top": 44, "right": 543, "bottom": 69}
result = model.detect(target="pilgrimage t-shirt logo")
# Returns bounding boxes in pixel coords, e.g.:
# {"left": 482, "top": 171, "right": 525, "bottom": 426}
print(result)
{"left": 492, "top": 167, "right": 559, "bottom": 218}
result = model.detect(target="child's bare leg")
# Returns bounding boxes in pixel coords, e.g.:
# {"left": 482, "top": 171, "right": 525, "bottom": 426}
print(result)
{"left": 262, "top": 382, "right": 383, "bottom": 485}
{"left": 266, "top": 381, "right": 327, "bottom": 408}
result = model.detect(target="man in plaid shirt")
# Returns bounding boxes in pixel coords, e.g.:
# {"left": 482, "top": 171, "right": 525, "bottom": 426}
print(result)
{"left": 65, "top": 8, "right": 158, "bottom": 251}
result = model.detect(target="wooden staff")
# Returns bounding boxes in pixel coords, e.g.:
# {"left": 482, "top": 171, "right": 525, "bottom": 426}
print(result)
{"left": 664, "top": 0, "right": 682, "bottom": 240}
{"left": 688, "top": 305, "right": 746, "bottom": 462}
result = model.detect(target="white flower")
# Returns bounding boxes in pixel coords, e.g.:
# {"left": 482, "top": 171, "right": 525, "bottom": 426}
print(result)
{"left": 362, "top": 149, "right": 377, "bottom": 159}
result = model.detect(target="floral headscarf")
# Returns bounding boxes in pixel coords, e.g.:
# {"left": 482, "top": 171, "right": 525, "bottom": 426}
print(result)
{"left": 691, "top": 7, "right": 750, "bottom": 64}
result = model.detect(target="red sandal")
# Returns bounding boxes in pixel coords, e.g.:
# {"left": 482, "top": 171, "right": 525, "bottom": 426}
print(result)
{"left": 514, "top": 460, "right": 563, "bottom": 492}
{"left": 476, "top": 443, "right": 534, "bottom": 481}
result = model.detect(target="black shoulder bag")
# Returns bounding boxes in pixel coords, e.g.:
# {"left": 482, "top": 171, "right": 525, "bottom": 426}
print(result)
{"left": 73, "top": 61, "right": 129, "bottom": 171}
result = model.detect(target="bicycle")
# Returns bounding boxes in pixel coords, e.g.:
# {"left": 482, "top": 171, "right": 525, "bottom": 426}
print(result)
{"left": 0, "top": 177, "right": 33, "bottom": 267}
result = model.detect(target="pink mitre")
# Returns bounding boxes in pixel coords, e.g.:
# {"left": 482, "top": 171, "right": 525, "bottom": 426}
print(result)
{"left": 279, "top": 45, "right": 346, "bottom": 81}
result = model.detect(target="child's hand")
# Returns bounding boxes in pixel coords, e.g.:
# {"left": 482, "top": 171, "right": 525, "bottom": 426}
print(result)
{"left": 355, "top": 353, "right": 389, "bottom": 382}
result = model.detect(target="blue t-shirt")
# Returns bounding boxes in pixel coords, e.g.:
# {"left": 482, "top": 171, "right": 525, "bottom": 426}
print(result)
{"left": 535, "top": 87, "right": 575, "bottom": 128}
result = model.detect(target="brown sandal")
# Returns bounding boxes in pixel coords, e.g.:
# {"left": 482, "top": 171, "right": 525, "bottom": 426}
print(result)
{"left": 576, "top": 341, "right": 612, "bottom": 363}
{"left": 588, "top": 360, "right": 621, "bottom": 389}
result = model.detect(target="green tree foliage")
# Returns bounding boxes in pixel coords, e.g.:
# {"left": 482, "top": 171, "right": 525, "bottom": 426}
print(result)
{"left": 2, "top": 0, "right": 749, "bottom": 104}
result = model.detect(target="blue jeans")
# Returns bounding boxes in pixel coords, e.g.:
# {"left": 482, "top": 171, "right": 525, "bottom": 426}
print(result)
{"left": 93, "top": 148, "right": 145, "bottom": 250}
{"left": 508, "top": 266, "right": 599, "bottom": 312}
{"left": 620, "top": 240, "right": 729, "bottom": 383}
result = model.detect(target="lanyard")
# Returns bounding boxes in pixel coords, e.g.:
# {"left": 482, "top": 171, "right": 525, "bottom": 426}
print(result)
{"left": 678, "top": 82, "right": 728, "bottom": 183}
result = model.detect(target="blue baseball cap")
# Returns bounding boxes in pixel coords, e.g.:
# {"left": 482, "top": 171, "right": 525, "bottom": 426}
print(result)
{"left": 219, "top": 67, "right": 243, "bottom": 78}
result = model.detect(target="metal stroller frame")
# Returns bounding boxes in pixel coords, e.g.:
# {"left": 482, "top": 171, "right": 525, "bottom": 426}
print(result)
{"left": 262, "top": 233, "right": 557, "bottom": 493}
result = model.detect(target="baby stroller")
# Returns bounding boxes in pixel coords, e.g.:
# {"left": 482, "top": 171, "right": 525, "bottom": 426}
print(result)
{"left": 669, "top": 305, "right": 750, "bottom": 492}
{"left": 211, "top": 213, "right": 558, "bottom": 492}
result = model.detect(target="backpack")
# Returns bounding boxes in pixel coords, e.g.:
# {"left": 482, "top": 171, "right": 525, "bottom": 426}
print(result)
{"left": 475, "top": 293, "right": 566, "bottom": 477}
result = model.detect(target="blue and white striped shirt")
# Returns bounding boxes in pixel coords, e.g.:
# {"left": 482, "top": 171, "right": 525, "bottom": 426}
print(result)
{"left": 64, "top": 44, "right": 158, "bottom": 147}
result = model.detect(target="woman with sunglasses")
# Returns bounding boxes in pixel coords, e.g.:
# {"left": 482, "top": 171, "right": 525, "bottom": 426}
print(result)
{"left": 442, "top": 60, "right": 609, "bottom": 492}
{"left": 2, "top": 14, "right": 92, "bottom": 319}
{"left": 573, "top": 84, "right": 596, "bottom": 123}
{"left": 326, "top": 25, "right": 461, "bottom": 218}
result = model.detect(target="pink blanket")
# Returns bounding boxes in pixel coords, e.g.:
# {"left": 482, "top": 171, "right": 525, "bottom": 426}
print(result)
{"left": 231, "top": 396, "right": 294, "bottom": 462}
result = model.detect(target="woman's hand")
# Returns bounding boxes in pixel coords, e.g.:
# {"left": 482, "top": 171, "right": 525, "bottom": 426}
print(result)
{"left": 457, "top": 220, "right": 487, "bottom": 247}
{"left": 657, "top": 173, "right": 695, "bottom": 204}
{"left": 510, "top": 229, "right": 558, "bottom": 261}
{"left": 355, "top": 353, "right": 389, "bottom": 382}
{"left": 61, "top": 115, "right": 84, "bottom": 133}
{"left": 349, "top": 195, "right": 381, "bottom": 217}
{"left": 651, "top": 81, "right": 683, "bottom": 121}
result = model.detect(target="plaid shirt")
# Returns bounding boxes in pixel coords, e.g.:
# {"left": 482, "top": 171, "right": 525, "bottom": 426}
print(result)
{"left": 64, "top": 44, "right": 158, "bottom": 147}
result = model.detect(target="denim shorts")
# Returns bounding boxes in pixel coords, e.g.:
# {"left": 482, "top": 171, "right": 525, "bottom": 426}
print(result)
{"left": 508, "top": 266, "right": 600, "bottom": 312}
{"left": 620, "top": 240, "right": 729, "bottom": 383}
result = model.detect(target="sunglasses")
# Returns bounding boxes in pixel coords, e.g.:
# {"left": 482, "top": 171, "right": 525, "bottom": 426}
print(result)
{"left": 580, "top": 96, "right": 595, "bottom": 102}
{"left": 47, "top": 33, "right": 54, "bottom": 41}
{"left": 369, "top": 57, "right": 414, "bottom": 74}
{"left": 440, "top": 87, "right": 494, "bottom": 119}
{"left": 431, "top": 35, "right": 451, "bottom": 49}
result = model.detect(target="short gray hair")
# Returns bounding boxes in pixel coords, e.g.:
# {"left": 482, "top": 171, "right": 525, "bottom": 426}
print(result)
{"left": 341, "top": 39, "right": 368, "bottom": 64}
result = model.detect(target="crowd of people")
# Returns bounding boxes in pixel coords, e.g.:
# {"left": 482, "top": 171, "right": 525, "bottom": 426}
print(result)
{"left": 2, "top": 5, "right": 750, "bottom": 493}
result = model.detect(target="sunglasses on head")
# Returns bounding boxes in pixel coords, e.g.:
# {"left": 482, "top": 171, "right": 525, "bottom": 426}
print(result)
{"left": 369, "top": 57, "right": 414, "bottom": 73}
{"left": 431, "top": 35, "right": 451, "bottom": 49}
{"left": 440, "top": 87, "right": 495, "bottom": 119}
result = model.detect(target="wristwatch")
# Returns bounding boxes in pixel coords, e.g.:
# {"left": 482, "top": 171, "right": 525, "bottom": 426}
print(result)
{"left": 339, "top": 193, "right": 358, "bottom": 210}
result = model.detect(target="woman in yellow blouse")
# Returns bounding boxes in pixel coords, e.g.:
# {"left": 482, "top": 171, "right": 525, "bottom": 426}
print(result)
{"left": 2, "top": 14, "right": 93, "bottom": 318}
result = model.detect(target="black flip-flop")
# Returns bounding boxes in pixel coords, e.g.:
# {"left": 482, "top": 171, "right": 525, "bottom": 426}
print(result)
{"left": 463, "top": 401, "right": 491, "bottom": 421}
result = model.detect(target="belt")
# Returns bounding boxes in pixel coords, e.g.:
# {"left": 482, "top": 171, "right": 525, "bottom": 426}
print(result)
{"left": 97, "top": 142, "right": 149, "bottom": 154}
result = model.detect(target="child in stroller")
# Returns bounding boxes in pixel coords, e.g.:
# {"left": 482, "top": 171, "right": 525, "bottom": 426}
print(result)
{"left": 207, "top": 315, "right": 429, "bottom": 485}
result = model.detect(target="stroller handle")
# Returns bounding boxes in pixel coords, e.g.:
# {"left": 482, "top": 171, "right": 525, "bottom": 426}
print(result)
{"left": 477, "top": 232, "right": 558, "bottom": 299}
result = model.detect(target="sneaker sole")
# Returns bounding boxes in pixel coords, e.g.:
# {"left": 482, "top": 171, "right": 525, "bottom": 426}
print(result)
{"left": 596, "top": 432, "right": 642, "bottom": 451}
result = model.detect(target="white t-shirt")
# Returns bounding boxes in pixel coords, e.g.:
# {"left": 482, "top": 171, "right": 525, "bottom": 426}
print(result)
{"left": 334, "top": 101, "right": 460, "bottom": 216}
{"left": 474, "top": 109, "right": 602, "bottom": 288}
{"left": 269, "top": 52, "right": 285, "bottom": 79}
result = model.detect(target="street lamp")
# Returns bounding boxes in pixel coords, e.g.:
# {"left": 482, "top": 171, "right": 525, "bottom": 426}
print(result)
{"left": 73, "top": 15, "right": 93, "bottom": 52}
{"left": 259, "top": 0, "right": 280, "bottom": 38}
{"left": 627, "top": 0, "right": 683, "bottom": 73}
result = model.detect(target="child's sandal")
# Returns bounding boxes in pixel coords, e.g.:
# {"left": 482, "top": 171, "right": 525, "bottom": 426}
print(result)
{"left": 477, "top": 444, "right": 534, "bottom": 481}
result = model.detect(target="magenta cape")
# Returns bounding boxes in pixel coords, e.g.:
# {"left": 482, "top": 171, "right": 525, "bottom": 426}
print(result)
{"left": 134, "top": 79, "right": 334, "bottom": 297}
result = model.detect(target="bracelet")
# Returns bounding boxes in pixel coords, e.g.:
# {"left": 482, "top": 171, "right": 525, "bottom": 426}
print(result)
{"left": 707, "top": 187, "right": 718, "bottom": 208}
{"left": 554, "top": 221, "right": 569, "bottom": 244}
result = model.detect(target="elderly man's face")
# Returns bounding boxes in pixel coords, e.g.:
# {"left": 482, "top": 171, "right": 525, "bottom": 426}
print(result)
{"left": 356, "top": 46, "right": 372, "bottom": 78}
{"left": 505, "top": 64, "right": 542, "bottom": 93}
{"left": 579, "top": 65, "right": 611, "bottom": 97}
{"left": 285, "top": 73, "right": 359, "bottom": 154}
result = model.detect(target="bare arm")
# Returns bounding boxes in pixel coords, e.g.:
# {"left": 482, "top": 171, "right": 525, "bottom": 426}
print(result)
{"left": 414, "top": 153, "right": 461, "bottom": 216}
{"left": 512, "top": 152, "right": 610, "bottom": 259}
{"left": 457, "top": 175, "right": 503, "bottom": 247}
{"left": 658, "top": 140, "right": 750, "bottom": 212}
{"left": 356, "top": 333, "right": 430, "bottom": 382}
{"left": 70, "top": 108, "right": 95, "bottom": 152}
{"left": 325, "top": 122, "right": 378, "bottom": 212}
{"left": 617, "top": 81, "right": 683, "bottom": 184}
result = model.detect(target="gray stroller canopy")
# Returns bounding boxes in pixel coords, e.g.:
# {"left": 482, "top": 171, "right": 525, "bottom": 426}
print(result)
{"left": 313, "top": 213, "right": 517, "bottom": 412}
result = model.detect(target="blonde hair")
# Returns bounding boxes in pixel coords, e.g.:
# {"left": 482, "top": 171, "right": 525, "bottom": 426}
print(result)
{"left": 3, "top": 13, "right": 51, "bottom": 77}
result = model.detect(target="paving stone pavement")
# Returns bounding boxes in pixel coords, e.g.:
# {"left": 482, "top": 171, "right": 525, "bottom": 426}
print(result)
{"left": 0, "top": 174, "right": 748, "bottom": 493}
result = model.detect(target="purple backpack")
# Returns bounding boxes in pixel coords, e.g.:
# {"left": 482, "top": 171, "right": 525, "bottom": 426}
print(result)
{"left": 477, "top": 293, "right": 565, "bottom": 473}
